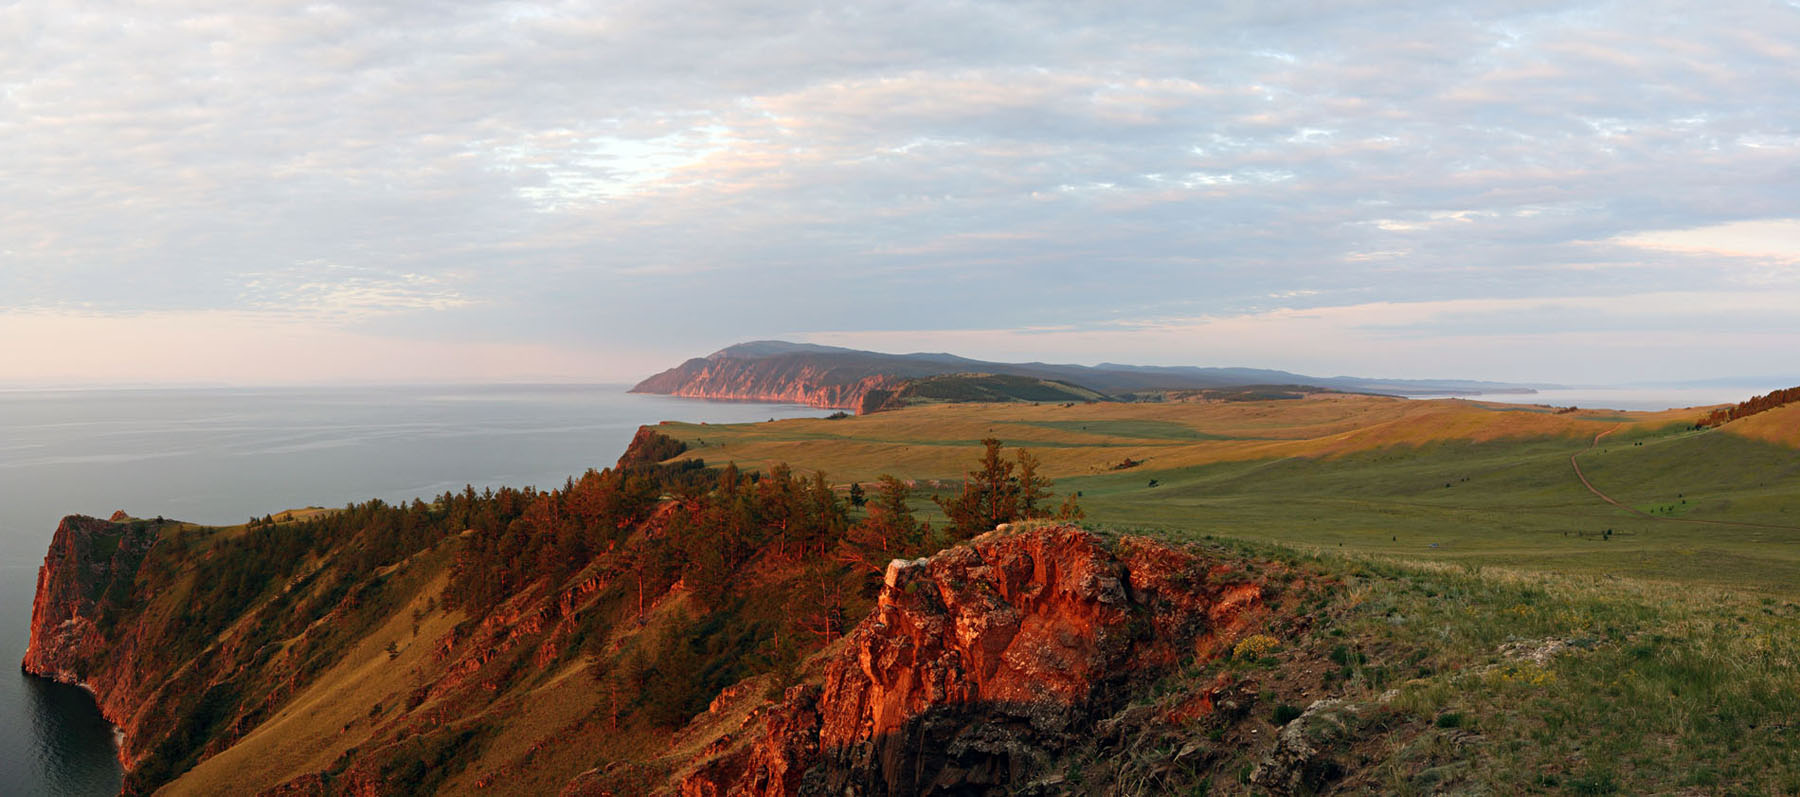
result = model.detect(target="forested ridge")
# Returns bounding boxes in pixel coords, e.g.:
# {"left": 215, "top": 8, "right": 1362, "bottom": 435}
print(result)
{"left": 57, "top": 428, "right": 1079, "bottom": 793}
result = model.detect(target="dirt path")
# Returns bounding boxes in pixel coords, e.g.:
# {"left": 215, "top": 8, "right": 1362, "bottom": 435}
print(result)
{"left": 1570, "top": 426, "right": 1800, "bottom": 531}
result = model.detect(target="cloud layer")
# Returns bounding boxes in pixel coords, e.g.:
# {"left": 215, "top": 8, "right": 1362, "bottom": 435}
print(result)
{"left": 4, "top": 0, "right": 1798, "bottom": 384}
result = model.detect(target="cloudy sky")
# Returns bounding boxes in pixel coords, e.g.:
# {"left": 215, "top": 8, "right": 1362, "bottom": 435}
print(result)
{"left": 5, "top": 0, "right": 1799, "bottom": 386}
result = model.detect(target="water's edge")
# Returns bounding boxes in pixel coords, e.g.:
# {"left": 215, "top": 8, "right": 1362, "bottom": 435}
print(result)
{"left": 1, "top": 385, "right": 830, "bottom": 795}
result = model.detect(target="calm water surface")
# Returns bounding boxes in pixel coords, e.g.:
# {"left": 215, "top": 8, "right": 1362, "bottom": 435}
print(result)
{"left": 0, "top": 384, "right": 827, "bottom": 796}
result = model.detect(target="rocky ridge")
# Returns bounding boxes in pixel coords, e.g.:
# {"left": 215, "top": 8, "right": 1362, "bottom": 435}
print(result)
{"left": 577, "top": 524, "right": 1274, "bottom": 796}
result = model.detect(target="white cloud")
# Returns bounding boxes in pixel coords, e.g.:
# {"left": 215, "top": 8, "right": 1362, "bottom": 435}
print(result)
{"left": 1614, "top": 219, "right": 1800, "bottom": 263}
{"left": 237, "top": 265, "right": 476, "bottom": 320}
{"left": 4, "top": 0, "right": 1800, "bottom": 383}
{"left": 798, "top": 290, "right": 1800, "bottom": 384}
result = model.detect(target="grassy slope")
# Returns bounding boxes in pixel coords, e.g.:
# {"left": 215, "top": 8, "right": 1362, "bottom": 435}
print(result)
{"left": 1114, "top": 541, "right": 1800, "bottom": 794}
{"left": 1725, "top": 400, "right": 1800, "bottom": 448}
{"left": 144, "top": 519, "right": 672, "bottom": 796}
{"left": 653, "top": 397, "right": 1800, "bottom": 793}
{"left": 169, "top": 566, "right": 465, "bottom": 795}
{"left": 656, "top": 395, "right": 1800, "bottom": 594}
{"left": 663, "top": 395, "right": 1694, "bottom": 480}
{"left": 880, "top": 373, "right": 1109, "bottom": 407}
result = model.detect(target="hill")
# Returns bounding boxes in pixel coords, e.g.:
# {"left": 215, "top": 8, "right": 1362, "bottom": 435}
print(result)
{"left": 1725, "top": 399, "right": 1800, "bottom": 447}
{"left": 23, "top": 391, "right": 1800, "bottom": 795}
{"left": 629, "top": 340, "right": 1544, "bottom": 411}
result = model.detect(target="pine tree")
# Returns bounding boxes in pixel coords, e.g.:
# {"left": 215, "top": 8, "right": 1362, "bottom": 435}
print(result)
{"left": 935, "top": 438, "right": 1060, "bottom": 540}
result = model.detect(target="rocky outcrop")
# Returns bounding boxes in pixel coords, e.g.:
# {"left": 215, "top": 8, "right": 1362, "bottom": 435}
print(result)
{"left": 663, "top": 525, "right": 1266, "bottom": 795}
{"left": 1249, "top": 698, "right": 1359, "bottom": 794}
{"left": 676, "top": 685, "right": 824, "bottom": 797}
{"left": 21, "top": 514, "right": 162, "bottom": 765}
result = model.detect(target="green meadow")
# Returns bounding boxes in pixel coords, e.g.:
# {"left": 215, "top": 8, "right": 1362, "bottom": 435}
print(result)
{"left": 1072, "top": 430, "right": 1800, "bottom": 595}
{"left": 655, "top": 395, "right": 1800, "bottom": 792}
{"left": 658, "top": 395, "right": 1800, "bottom": 595}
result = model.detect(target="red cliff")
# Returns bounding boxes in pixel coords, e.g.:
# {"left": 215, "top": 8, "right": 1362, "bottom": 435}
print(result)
{"left": 657, "top": 525, "right": 1266, "bottom": 796}
{"left": 21, "top": 515, "right": 163, "bottom": 767}
{"left": 631, "top": 354, "right": 903, "bottom": 411}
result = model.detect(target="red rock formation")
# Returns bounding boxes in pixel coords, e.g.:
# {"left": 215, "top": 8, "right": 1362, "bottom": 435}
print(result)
{"left": 678, "top": 685, "right": 823, "bottom": 797}
{"left": 631, "top": 355, "right": 903, "bottom": 411}
{"left": 21, "top": 515, "right": 162, "bottom": 767}
{"left": 664, "top": 525, "right": 1265, "bottom": 796}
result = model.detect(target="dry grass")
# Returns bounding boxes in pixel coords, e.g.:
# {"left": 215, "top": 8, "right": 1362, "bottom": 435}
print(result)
{"left": 169, "top": 563, "right": 464, "bottom": 795}
{"left": 656, "top": 395, "right": 1702, "bottom": 484}
{"left": 1725, "top": 401, "right": 1800, "bottom": 448}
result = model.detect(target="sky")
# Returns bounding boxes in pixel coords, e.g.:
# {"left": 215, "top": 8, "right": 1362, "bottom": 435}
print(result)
{"left": 4, "top": 0, "right": 1799, "bottom": 387}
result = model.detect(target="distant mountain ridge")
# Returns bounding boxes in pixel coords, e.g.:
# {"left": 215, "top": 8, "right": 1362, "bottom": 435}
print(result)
{"left": 631, "top": 340, "right": 1542, "bottom": 412}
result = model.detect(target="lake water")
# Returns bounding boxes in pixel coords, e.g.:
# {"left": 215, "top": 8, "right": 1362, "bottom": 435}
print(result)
{"left": 0, "top": 385, "right": 828, "bottom": 796}
{"left": 1411, "top": 386, "right": 1782, "bottom": 412}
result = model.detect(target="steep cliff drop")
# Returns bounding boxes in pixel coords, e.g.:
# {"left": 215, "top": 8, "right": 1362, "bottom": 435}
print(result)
{"left": 21, "top": 514, "right": 162, "bottom": 769}
{"left": 571, "top": 525, "right": 1279, "bottom": 796}
{"left": 632, "top": 355, "right": 903, "bottom": 411}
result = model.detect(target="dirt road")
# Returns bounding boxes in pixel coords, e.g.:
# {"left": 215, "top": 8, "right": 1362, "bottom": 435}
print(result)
{"left": 1571, "top": 426, "right": 1800, "bottom": 531}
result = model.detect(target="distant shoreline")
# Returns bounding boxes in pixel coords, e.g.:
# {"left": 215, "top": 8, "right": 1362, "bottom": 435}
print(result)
{"left": 1403, "top": 386, "right": 1779, "bottom": 413}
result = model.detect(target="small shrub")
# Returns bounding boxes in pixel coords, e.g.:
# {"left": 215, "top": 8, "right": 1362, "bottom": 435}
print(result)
{"left": 1272, "top": 703, "right": 1304, "bottom": 725}
{"left": 1434, "top": 711, "right": 1463, "bottom": 729}
{"left": 1233, "top": 634, "right": 1281, "bottom": 660}
{"left": 1567, "top": 771, "right": 1619, "bottom": 794}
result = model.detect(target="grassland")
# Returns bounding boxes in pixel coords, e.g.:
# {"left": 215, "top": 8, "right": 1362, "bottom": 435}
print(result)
{"left": 1125, "top": 537, "right": 1800, "bottom": 794}
{"left": 651, "top": 396, "right": 1800, "bottom": 792}
{"left": 655, "top": 394, "right": 1800, "bottom": 595}
{"left": 870, "top": 372, "right": 1108, "bottom": 409}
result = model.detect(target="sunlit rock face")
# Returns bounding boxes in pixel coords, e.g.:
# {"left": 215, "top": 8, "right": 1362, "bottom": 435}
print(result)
{"left": 632, "top": 355, "right": 902, "bottom": 412}
{"left": 663, "top": 525, "right": 1265, "bottom": 796}
{"left": 22, "top": 515, "right": 162, "bottom": 768}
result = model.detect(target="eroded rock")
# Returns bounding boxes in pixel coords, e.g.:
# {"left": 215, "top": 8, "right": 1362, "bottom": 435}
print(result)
{"left": 671, "top": 524, "right": 1266, "bottom": 796}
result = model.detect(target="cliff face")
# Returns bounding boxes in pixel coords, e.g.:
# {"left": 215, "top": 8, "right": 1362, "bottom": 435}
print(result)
{"left": 19, "top": 471, "right": 885, "bottom": 795}
{"left": 631, "top": 355, "right": 904, "bottom": 411}
{"left": 21, "top": 515, "right": 163, "bottom": 764}
{"left": 657, "top": 525, "right": 1268, "bottom": 796}
{"left": 24, "top": 508, "right": 1302, "bottom": 795}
